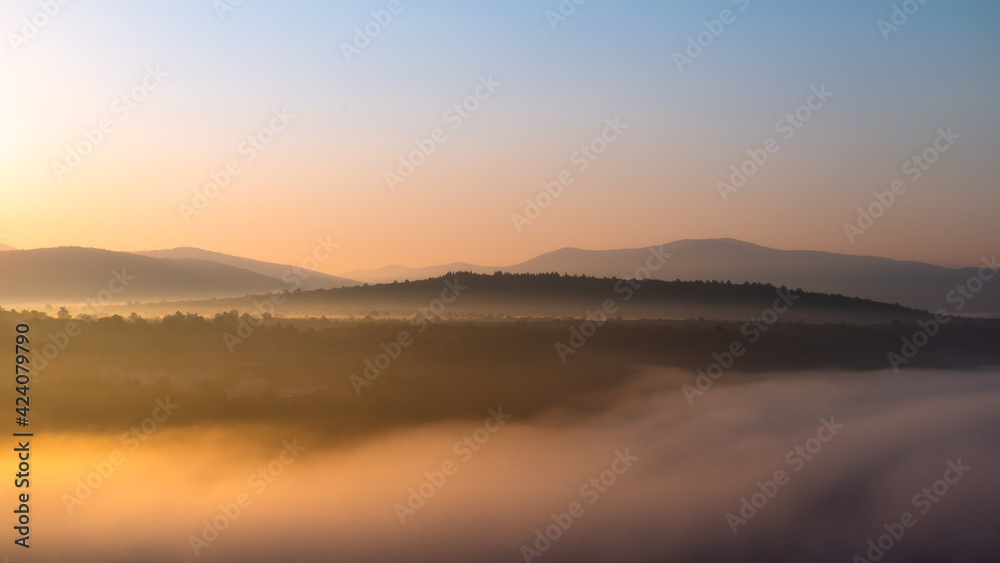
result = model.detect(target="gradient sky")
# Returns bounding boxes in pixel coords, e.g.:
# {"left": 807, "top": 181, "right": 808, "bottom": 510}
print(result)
{"left": 1, "top": 0, "right": 997, "bottom": 273}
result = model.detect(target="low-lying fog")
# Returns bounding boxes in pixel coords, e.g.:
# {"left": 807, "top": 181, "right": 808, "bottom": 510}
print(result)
{"left": 19, "top": 368, "right": 1000, "bottom": 562}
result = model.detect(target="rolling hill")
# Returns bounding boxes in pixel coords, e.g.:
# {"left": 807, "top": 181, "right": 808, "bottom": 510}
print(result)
{"left": 129, "top": 272, "right": 948, "bottom": 325}
{"left": 0, "top": 247, "right": 352, "bottom": 306}
{"left": 341, "top": 239, "right": 1000, "bottom": 314}
{"left": 5, "top": 240, "right": 996, "bottom": 315}
{"left": 137, "top": 247, "right": 356, "bottom": 290}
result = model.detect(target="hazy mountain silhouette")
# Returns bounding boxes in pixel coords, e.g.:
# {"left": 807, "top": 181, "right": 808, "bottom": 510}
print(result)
{"left": 6, "top": 241, "right": 996, "bottom": 315}
{"left": 0, "top": 243, "right": 16, "bottom": 251}
{"left": 137, "top": 247, "right": 357, "bottom": 290}
{"left": 341, "top": 239, "right": 1000, "bottom": 314}
{"left": 0, "top": 247, "right": 348, "bottom": 305}
{"left": 144, "top": 272, "right": 950, "bottom": 325}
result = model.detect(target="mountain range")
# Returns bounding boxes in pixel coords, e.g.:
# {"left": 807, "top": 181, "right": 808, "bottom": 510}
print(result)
{"left": 0, "top": 247, "right": 356, "bottom": 305}
{"left": 136, "top": 247, "right": 354, "bottom": 291}
{"left": 0, "top": 239, "right": 995, "bottom": 314}
{"left": 341, "top": 239, "right": 999, "bottom": 315}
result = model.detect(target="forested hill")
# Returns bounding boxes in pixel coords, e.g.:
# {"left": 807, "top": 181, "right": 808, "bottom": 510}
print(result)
{"left": 151, "top": 271, "right": 937, "bottom": 324}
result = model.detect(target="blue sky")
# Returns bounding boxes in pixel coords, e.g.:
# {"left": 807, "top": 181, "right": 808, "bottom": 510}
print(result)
{"left": 1, "top": 0, "right": 997, "bottom": 270}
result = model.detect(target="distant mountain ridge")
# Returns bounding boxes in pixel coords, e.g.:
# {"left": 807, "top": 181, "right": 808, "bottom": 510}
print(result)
{"left": 341, "top": 239, "right": 1000, "bottom": 314}
{"left": 137, "top": 247, "right": 356, "bottom": 290}
{"left": 3, "top": 240, "right": 996, "bottom": 315}
{"left": 0, "top": 247, "right": 358, "bottom": 306}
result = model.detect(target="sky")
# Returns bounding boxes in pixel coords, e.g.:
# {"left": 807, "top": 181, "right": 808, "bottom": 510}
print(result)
{"left": 1, "top": 0, "right": 997, "bottom": 273}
